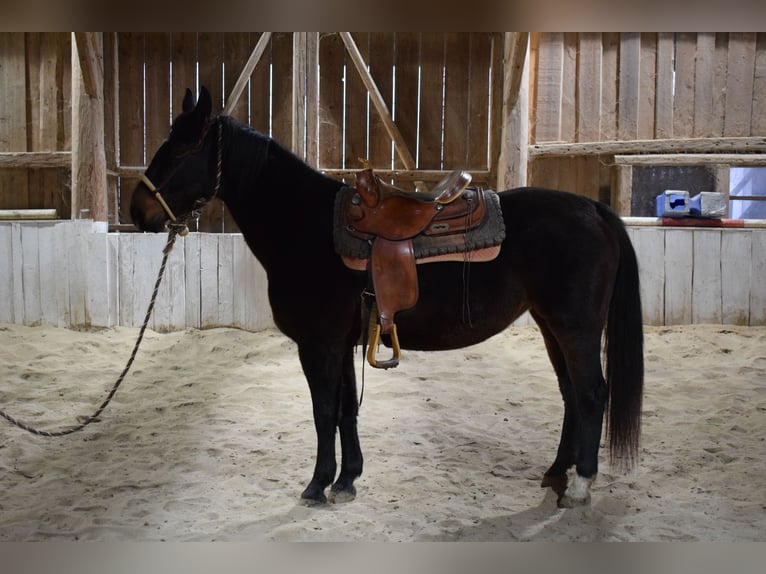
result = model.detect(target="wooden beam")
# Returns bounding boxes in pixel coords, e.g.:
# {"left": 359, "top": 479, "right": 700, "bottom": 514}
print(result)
{"left": 0, "top": 151, "right": 71, "bottom": 168}
{"left": 529, "top": 136, "right": 766, "bottom": 158}
{"left": 339, "top": 32, "right": 416, "bottom": 171}
{"left": 0, "top": 209, "right": 57, "bottom": 220}
{"left": 322, "top": 168, "right": 492, "bottom": 183}
{"left": 497, "top": 32, "right": 530, "bottom": 191}
{"left": 223, "top": 32, "right": 272, "bottom": 116}
{"left": 74, "top": 32, "right": 102, "bottom": 98}
{"left": 614, "top": 154, "right": 766, "bottom": 166}
{"left": 72, "top": 32, "right": 107, "bottom": 222}
{"left": 292, "top": 32, "right": 307, "bottom": 159}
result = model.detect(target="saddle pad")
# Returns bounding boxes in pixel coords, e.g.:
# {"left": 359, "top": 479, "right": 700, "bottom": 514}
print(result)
{"left": 333, "top": 185, "right": 506, "bottom": 262}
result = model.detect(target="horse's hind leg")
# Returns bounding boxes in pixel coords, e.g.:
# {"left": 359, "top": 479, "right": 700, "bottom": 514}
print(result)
{"left": 330, "top": 346, "right": 363, "bottom": 503}
{"left": 535, "top": 316, "right": 607, "bottom": 507}
{"left": 534, "top": 314, "right": 577, "bottom": 497}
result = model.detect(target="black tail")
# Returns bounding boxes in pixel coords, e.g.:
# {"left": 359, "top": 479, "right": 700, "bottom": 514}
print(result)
{"left": 602, "top": 208, "right": 644, "bottom": 472}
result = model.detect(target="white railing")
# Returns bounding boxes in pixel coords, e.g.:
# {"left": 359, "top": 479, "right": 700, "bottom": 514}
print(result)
{"left": 2, "top": 219, "right": 765, "bottom": 329}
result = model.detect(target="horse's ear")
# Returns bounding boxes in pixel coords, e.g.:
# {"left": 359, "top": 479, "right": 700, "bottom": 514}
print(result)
{"left": 182, "top": 88, "right": 196, "bottom": 114}
{"left": 196, "top": 86, "right": 212, "bottom": 121}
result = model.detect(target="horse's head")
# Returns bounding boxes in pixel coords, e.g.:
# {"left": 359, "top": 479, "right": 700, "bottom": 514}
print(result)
{"left": 130, "top": 86, "right": 219, "bottom": 232}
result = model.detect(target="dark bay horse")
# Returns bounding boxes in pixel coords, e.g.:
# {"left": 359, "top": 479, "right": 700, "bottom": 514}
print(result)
{"left": 130, "top": 87, "right": 644, "bottom": 508}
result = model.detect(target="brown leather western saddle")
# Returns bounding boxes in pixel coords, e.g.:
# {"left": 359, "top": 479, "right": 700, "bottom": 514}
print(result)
{"left": 334, "top": 168, "right": 505, "bottom": 368}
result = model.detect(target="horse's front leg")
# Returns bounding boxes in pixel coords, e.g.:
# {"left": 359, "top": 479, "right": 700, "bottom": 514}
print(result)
{"left": 329, "top": 345, "right": 363, "bottom": 502}
{"left": 297, "top": 343, "right": 345, "bottom": 504}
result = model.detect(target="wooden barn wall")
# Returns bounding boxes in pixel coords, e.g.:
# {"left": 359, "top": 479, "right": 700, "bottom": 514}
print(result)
{"left": 0, "top": 221, "right": 273, "bottom": 332}
{"left": 114, "top": 32, "right": 292, "bottom": 233}
{"left": 0, "top": 33, "right": 72, "bottom": 217}
{"left": 2, "top": 221, "right": 765, "bottom": 330}
{"left": 528, "top": 32, "right": 766, "bottom": 199}
{"left": 113, "top": 32, "right": 502, "bottom": 231}
{"left": 317, "top": 33, "right": 502, "bottom": 184}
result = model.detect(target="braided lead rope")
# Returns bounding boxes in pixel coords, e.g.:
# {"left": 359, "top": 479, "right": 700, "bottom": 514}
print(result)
{"left": 0, "top": 228, "right": 181, "bottom": 437}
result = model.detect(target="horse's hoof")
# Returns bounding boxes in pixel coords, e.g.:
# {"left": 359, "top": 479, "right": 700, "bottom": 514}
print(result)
{"left": 300, "top": 485, "right": 328, "bottom": 506}
{"left": 557, "top": 492, "right": 591, "bottom": 508}
{"left": 556, "top": 473, "right": 595, "bottom": 508}
{"left": 329, "top": 483, "right": 357, "bottom": 503}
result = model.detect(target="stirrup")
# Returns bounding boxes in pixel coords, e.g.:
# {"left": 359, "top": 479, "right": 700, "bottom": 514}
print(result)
{"left": 367, "top": 323, "right": 401, "bottom": 369}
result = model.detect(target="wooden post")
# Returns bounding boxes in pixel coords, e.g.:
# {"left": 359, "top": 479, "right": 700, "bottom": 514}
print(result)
{"left": 497, "top": 32, "right": 530, "bottom": 191}
{"left": 72, "top": 32, "right": 107, "bottom": 225}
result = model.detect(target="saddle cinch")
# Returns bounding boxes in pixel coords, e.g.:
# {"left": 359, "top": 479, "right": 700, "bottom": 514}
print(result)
{"left": 334, "top": 168, "right": 506, "bottom": 369}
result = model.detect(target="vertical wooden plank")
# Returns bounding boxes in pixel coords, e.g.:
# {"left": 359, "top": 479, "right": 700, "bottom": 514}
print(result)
{"left": 655, "top": 32, "right": 675, "bottom": 139}
{"left": 611, "top": 164, "right": 632, "bottom": 216}
{"left": 0, "top": 223, "right": 14, "bottom": 323}
{"left": 107, "top": 233, "right": 119, "bottom": 327}
{"left": 637, "top": 33, "right": 657, "bottom": 140}
{"left": 534, "top": 32, "right": 563, "bottom": 143}
{"left": 419, "top": 33, "right": 446, "bottom": 169}
{"left": 711, "top": 33, "right": 730, "bottom": 137}
{"left": 184, "top": 232, "right": 202, "bottom": 329}
{"left": 68, "top": 220, "right": 89, "bottom": 326}
{"left": 0, "top": 33, "right": 29, "bottom": 211}
{"left": 25, "top": 34, "right": 65, "bottom": 215}
{"left": 217, "top": 234, "right": 234, "bottom": 327}
{"left": 618, "top": 33, "right": 641, "bottom": 141}
{"left": 673, "top": 33, "right": 697, "bottom": 139}
{"left": 663, "top": 229, "right": 693, "bottom": 325}
{"left": 118, "top": 232, "right": 135, "bottom": 327}
{"left": 724, "top": 33, "right": 757, "bottom": 137}
{"left": 344, "top": 32, "right": 371, "bottom": 171}
{"left": 271, "top": 32, "right": 293, "bottom": 146}
{"left": 200, "top": 233, "right": 220, "bottom": 328}
{"left": 632, "top": 227, "right": 666, "bottom": 324}
{"left": 750, "top": 230, "right": 766, "bottom": 325}
{"left": 693, "top": 33, "right": 716, "bottom": 138}
{"left": 393, "top": 33, "right": 420, "bottom": 171}
{"left": 21, "top": 224, "right": 42, "bottom": 326}
{"left": 368, "top": 33, "right": 396, "bottom": 170}
{"left": 53, "top": 221, "right": 71, "bottom": 326}
{"left": 692, "top": 229, "right": 722, "bottom": 324}
{"left": 559, "top": 32, "right": 578, "bottom": 143}
{"left": 10, "top": 223, "right": 24, "bottom": 324}
{"left": 599, "top": 33, "right": 619, "bottom": 141}
{"left": 118, "top": 32, "right": 145, "bottom": 223}
{"left": 576, "top": 156, "right": 601, "bottom": 201}
{"left": 199, "top": 32, "right": 224, "bottom": 114}
{"left": 87, "top": 230, "right": 111, "bottom": 328}
{"left": 633, "top": 219, "right": 665, "bottom": 325}
{"left": 318, "top": 32, "right": 344, "bottom": 169}
{"left": 131, "top": 233, "right": 164, "bottom": 330}
{"left": 750, "top": 33, "right": 766, "bottom": 135}
{"left": 223, "top": 32, "right": 252, "bottom": 128}
{"left": 144, "top": 33, "right": 172, "bottom": 157}
{"left": 171, "top": 33, "right": 198, "bottom": 118}
{"left": 721, "top": 230, "right": 752, "bottom": 325}
{"left": 577, "top": 33, "right": 602, "bottom": 143}
{"left": 104, "top": 33, "right": 120, "bottom": 224}
{"left": 305, "top": 33, "right": 319, "bottom": 168}
{"left": 72, "top": 32, "right": 107, "bottom": 223}
{"left": 232, "top": 235, "right": 247, "bottom": 329}
{"left": 497, "top": 33, "right": 529, "bottom": 191}
{"left": 157, "top": 233, "right": 186, "bottom": 331}
{"left": 466, "top": 33, "right": 492, "bottom": 171}
{"left": 442, "top": 33, "right": 470, "bottom": 169}
{"left": 37, "top": 224, "right": 57, "bottom": 325}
